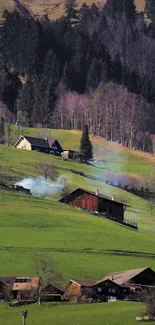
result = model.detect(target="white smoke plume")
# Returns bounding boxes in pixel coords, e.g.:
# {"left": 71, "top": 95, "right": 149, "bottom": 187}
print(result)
{"left": 15, "top": 176, "right": 66, "bottom": 197}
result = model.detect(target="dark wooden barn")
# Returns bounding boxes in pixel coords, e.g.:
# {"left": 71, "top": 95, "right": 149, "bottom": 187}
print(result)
{"left": 60, "top": 188, "right": 127, "bottom": 222}
{"left": 41, "top": 284, "right": 64, "bottom": 302}
{"left": 64, "top": 279, "right": 125, "bottom": 302}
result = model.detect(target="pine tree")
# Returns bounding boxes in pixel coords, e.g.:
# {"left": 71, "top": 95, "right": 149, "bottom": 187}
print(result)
{"left": 86, "top": 58, "right": 106, "bottom": 92}
{"left": 17, "top": 79, "right": 34, "bottom": 125}
{"left": 80, "top": 124, "right": 93, "bottom": 161}
{"left": 103, "top": 0, "right": 136, "bottom": 19}
{"left": 0, "top": 118, "right": 5, "bottom": 144}
{"left": 64, "top": 0, "right": 77, "bottom": 20}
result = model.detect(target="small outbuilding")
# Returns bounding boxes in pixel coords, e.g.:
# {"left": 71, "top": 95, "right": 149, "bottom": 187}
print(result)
{"left": 41, "top": 284, "right": 64, "bottom": 302}
{"left": 11, "top": 277, "right": 40, "bottom": 300}
{"left": 61, "top": 150, "right": 85, "bottom": 162}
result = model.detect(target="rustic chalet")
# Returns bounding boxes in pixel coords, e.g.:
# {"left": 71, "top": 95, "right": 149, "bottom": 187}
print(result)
{"left": 65, "top": 267, "right": 155, "bottom": 302}
{"left": 14, "top": 135, "right": 63, "bottom": 155}
{"left": 99, "top": 267, "right": 155, "bottom": 300}
{"left": 11, "top": 277, "right": 40, "bottom": 300}
{"left": 104, "top": 267, "right": 155, "bottom": 292}
{"left": 65, "top": 280, "right": 96, "bottom": 302}
{"left": 60, "top": 188, "right": 128, "bottom": 222}
{"left": 64, "top": 279, "right": 124, "bottom": 302}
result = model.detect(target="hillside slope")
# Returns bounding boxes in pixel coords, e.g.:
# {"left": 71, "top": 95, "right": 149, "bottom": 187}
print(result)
{"left": 1, "top": 128, "right": 155, "bottom": 280}
{"left": 0, "top": 0, "right": 145, "bottom": 20}
{"left": 1, "top": 128, "right": 155, "bottom": 233}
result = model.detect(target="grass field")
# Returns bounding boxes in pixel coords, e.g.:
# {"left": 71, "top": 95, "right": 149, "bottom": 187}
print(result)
{"left": 1, "top": 128, "right": 155, "bottom": 281}
{"left": 1, "top": 127, "right": 155, "bottom": 323}
{"left": 0, "top": 0, "right": 145, "bottom": 20}
{"left": 0, "top": 301, "right": 151, "bottom": 325}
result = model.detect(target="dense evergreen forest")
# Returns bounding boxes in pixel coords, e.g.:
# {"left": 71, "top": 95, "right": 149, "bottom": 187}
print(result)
{"left": 1, "top": 0, "right": 155, "bottom": 152}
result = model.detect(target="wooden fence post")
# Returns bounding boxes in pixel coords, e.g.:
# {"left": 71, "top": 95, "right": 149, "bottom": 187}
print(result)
{"left": 21, "top": 310, "right": 28, "bottom": 325}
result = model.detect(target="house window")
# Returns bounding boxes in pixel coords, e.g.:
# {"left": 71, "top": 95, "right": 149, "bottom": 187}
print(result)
{"left": 97, "top": 287, "right": 102, "bottom": 293}
{"left": 15, "top": 278, "right": 32, "bottom": 283}
{"left": 108, "top": 296, "right": 117, "bottom": 300}
{"left": 108, "top": 288, "right": 116, "bottom": 293}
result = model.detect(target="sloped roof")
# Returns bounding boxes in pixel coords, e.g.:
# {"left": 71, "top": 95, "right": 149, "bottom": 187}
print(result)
{"left": 102, "top": 267, "right": 152, "bottom": 285}
{"left": 60, "top": 188, "right": 129, "bottom": 206}
{"left": 93, "top": 278, "right": 121, "bottom": 288}
{"left": 23, "top": 136, "right": 50, "bottom": 148}
{"left": 12, "top": 277, "right": 40, "bottom": 291}
{"left": 47, "top": 136, "right": 56, "bottom": 147}
{"left": 42, "top": 283, "right": 64, "bottom": 294}
{"left": 14, "top": 135, "right": 58, "bottom": 149}
{"left": 71, "top": 280, "right": 96, "bottom": 287}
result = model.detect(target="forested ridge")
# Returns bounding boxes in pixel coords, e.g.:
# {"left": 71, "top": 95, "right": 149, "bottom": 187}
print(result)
{"left": 1, "top": 0, "right": 155, "bottom": 152}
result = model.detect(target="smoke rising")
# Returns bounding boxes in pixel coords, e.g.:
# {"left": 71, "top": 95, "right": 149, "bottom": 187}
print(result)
{"left": 15, "top": 176, "right": 66, "bottom": 197}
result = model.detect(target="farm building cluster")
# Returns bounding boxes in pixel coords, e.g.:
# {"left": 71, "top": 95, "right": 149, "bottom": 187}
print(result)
{"left": 14, "top": 135, "right": 84, "bottom": 161}
{"left": 1, "top": 267, "right": 155, "bottom": 304}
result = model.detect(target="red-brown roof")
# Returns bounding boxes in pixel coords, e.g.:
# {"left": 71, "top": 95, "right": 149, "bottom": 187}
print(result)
{"left": 71, "top": 280, "right": 96, "bottom": 287}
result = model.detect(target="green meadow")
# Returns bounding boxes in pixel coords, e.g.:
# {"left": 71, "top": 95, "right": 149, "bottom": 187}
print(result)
{"left": 0, "top": 301, "right": 151, "bottom": 325}
{"left": 1, "top": 127, "right": 155, "bottom": 323}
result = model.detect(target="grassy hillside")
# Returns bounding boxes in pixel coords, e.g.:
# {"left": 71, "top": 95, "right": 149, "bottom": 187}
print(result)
{"left": 2, "top": 127, "right": 155, "bottom": 233}
{"left": 0, "top": 0, "right": 145, "bottom": 20}
{"left": 1, "top": 128, "right": 155, "bottom": 283}
{"left": 0, "top": 301, "right": 150, "bottom": 325}
{"left": 1, "top": 128, "right": 155, "bottom": 324}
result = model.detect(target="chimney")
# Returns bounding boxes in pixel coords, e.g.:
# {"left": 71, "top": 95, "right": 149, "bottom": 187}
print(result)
{"left": 96, "top": 189, "right": 99, "bottom": 196}
{"left": 112, "top": 195, "right": 115, "bottom": 201}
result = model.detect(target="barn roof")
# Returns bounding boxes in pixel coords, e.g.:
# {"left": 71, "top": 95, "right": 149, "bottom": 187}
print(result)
{"left": 94, "top": 278, "right": 122, "bottom": 288}
{"left": 42, "top": 283, "right": 64, "bottom": 294}
{"left": 102, "top": 267, "right": 152, "bottom": 285}
{"left": 70, "top": 280, "right": 96, "bottom": 287}
{"left": 59, "top": 188, "right": 129, "bottom": 206}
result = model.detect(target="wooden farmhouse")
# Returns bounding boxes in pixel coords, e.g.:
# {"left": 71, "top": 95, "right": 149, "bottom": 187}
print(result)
{"left": 64, "top": 279, "right": 123, "bottom": 302}
{"left": 64, "top": 267, "right": 155, "bottom": 302}
{"left": 14, "top": 135, "right": 63, "bottom": 155}
{"left": 104, "top": 267, "right": 155, "bottom": 291}
{"left": 11, "top": 277, "right": 40, "bottom": 300}
{"left": 60, "top": 188, "right": 128, "bottom": 223}
{"left": 0, "top": 276, "right": 64, "bottom": 302}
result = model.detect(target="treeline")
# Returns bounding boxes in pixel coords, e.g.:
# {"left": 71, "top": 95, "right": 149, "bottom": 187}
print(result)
{"left": 1, "top": 0, "right": 155, "bottom": 152}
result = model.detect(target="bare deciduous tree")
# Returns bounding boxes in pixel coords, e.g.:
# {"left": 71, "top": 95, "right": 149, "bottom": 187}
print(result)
{"left": 148, "top": 196, "right": 155, "bottom": 215}
{"left": 139, "top": 288, "right": 155, "bottom": 319}
{"left": 35, "top": 159, "right": 58, "bottom": 182}
{"left": 32, "top": 251, "right": 63, "bottom": 305}
{"left": 59, "top": 176, "right": 70, "bottom": 202}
